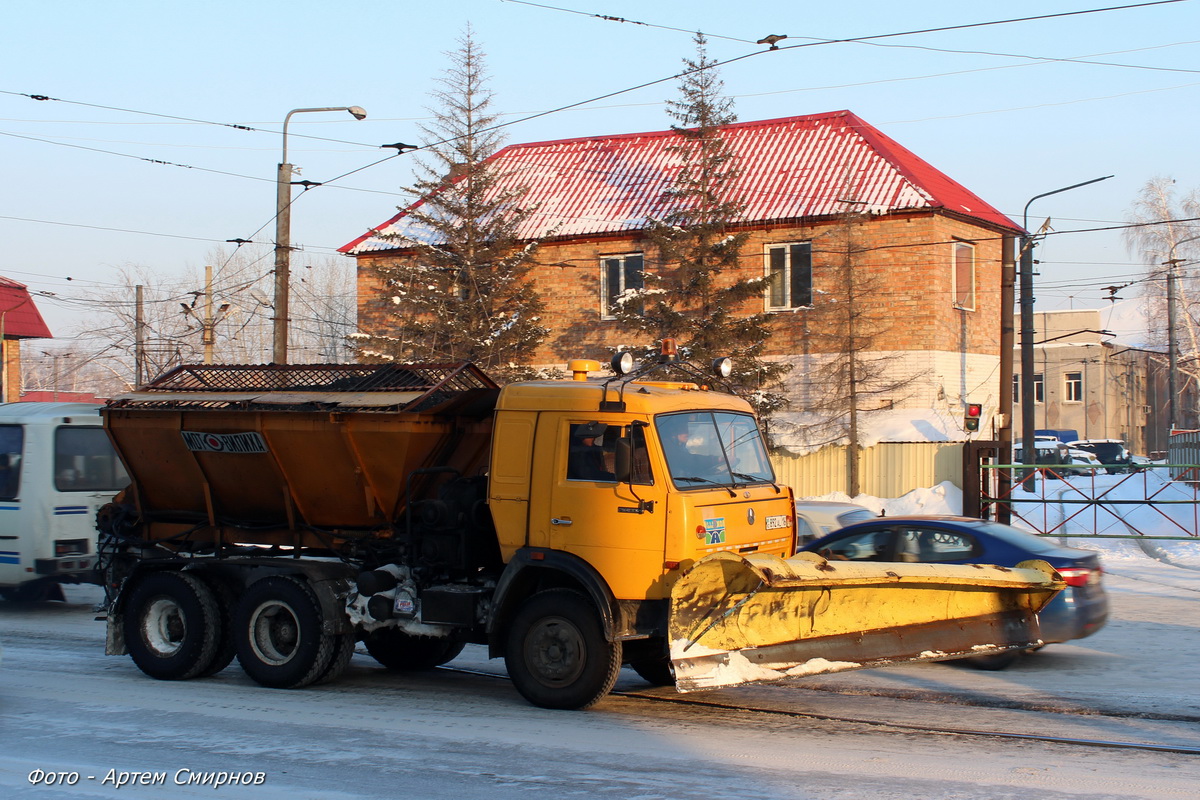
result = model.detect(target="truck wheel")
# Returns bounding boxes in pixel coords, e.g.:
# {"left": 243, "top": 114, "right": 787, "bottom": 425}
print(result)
{"left": 363, "top": 628, "right": 465, "bottom": 670}
{"left": 235, "top": 576, "right": 335, "bottom": 689}
{"left": 123, "top": 571, "right": 220, "bottom": 680}
{"left": 315, "top": 632, "right": 357, "bottom": 684}
{"left": 505, "top": 589, "right": 622, "bottom": 710}
{"left": 195, "top": 576, "right": 238, "bottom": 678}
{"left": 629, "top": 654, "right": 675, "bottom": 687}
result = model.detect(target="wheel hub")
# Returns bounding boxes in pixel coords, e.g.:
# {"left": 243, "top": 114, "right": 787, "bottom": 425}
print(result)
{"left": 248, "top": 600, "right": 301, "bottom": 666}
{"left": 142, "top": 596, "right": 186, "bottom": 657}
{"left": 526, "top": 616, "right": 585, "bottom": 686}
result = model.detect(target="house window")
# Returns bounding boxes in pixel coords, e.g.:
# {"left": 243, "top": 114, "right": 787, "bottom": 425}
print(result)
{"left": 1016, "top": 374, "right": 1044, "bottom": 404}
{"left": 601, "top": 254, "right": 644, "bottom": 319}
{"left": 766, "top": 243, "right": 812, "bottom": 310}
{"left": 1064, "top": 371, "right": 1083, "bottom": 402}
{"left": 953, "top": 242, "right": 975, "bottom": 310}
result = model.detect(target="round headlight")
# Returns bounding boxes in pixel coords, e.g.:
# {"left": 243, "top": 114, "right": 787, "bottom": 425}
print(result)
{"left": 611, "top": 351, "right": 635, "bottom": 375}
{"left": 712, "top": 357, "right": 733, "bottom": 378}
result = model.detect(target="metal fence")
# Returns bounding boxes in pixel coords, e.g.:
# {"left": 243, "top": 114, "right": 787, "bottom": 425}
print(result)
{"left": 983, "top": 463, "right": 1200, "bottom": 540}
{"left": 770, "top": 442, "right": 964, "bottom": 499}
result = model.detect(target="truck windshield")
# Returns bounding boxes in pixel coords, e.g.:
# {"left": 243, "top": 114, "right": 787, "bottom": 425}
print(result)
{"left": 656, "top": 411, "right": 774, "bottom": 489}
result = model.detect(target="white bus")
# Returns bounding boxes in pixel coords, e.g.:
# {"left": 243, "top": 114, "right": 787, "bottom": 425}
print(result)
{"left": 0, "top": 403, "right": 128, "bottom": 601}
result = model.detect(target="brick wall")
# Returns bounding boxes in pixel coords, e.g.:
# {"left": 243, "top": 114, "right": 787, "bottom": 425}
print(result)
{"left": 356, "top": 211, "right": 1008, "bottom": 372}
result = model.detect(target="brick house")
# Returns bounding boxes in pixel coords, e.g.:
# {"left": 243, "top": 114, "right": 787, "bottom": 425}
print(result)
{"left": 344, "top": 110, "right": 1021, "bottom": 444}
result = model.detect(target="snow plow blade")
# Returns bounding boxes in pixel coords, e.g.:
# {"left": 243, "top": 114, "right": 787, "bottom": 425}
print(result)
{"left": 669, "top": 551, "right": 1063, "bottom": 692}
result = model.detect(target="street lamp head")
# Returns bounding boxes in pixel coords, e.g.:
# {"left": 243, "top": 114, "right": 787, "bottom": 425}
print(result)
{"left": 347, "top": 106, "right": 367, "bottom": 120}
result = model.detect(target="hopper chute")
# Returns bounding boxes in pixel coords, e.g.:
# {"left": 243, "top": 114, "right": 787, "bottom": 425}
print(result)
{"left": 669, "top": 551, "right": 1062, "bottom": 692}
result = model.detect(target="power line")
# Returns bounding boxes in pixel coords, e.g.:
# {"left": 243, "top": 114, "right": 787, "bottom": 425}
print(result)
{"left": 0, "top": 90, "right": 381, "bottom": 150}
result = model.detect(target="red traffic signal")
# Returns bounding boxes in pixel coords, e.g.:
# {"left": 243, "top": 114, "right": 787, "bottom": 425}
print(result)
{"left": 964, "top": 402, "right": 982, "bottom": 432}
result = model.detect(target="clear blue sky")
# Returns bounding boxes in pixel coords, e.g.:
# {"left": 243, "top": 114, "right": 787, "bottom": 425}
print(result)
{"left": 3, "top": 0, "right": 1198, "bottom": 338}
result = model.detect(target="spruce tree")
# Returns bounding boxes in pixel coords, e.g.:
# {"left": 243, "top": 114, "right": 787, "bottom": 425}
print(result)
{"left": 613, "top": 33, "right": 789, "bottom": 420}
{"left": 355, "top": 27, "right": 547, "bottom": 380}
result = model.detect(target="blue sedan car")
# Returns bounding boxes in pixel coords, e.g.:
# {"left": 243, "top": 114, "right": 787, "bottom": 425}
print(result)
{"left": 800, "top": 516, "right": 1109, "bottom": 667}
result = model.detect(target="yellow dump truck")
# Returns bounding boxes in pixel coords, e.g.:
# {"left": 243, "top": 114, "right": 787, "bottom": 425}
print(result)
{"left": 98, "top": 352, "right": 1061, "bottom": 709}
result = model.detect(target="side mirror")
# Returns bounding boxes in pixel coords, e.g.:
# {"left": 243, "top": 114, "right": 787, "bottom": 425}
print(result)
{"left": 614, "top": 438, "right": 632, "bottom": 483}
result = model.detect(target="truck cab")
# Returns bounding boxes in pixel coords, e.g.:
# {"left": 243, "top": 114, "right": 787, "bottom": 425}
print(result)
{"left": 0, "top": 403, "right": 129, "bottom": 601}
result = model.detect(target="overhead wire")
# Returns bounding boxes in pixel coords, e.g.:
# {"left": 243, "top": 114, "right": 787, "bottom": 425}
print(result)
{"left": 4, "top": 3, "right": 1193, "bottom": 260}
{"left": 3, "top": 1, "right": 1194, "bottom": 352}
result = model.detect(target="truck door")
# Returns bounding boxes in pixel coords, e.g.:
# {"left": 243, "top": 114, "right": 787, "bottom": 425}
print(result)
{"left": 534, "top": 418, "right": 668, "bottom": 600}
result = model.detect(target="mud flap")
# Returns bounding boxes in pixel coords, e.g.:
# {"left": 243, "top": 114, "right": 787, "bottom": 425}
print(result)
{"left": 668, "top": 552, "right": 1063, "bottom": 692}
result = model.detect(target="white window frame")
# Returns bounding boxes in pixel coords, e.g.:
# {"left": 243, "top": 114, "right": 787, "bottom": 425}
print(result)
{"left": 765, "top": 242, "right": 813, "bottom": 311}
{"left": 600, "top": 253, "right": 644, "bottom": 320}
{"left": 1064, "top": 371, "right": 1083, "bottom": 403}
{"left": 1014, "top": 374, "right": 1045, "bottom": 404}
{"left": 953, "top": 241, "right": 975, "bottom": 311}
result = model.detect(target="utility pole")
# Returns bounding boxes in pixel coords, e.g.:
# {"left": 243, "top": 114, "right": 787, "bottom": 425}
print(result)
{"left": 181, "top": 267, "right": 229, "bottom": 365}
{"left": 997, "top": 236, "right": 1016, "bottom": 522}
{"left": 1166, "top": 257, "right": 1180, "bottom": 432}
{"left": 135, "top": 285, "right": 145, "bottom": 387}
{"left": 203, "top": 265, "right": 215, "bottom": 364}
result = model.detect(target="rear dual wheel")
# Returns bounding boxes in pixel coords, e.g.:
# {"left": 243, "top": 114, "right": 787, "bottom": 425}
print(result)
{"left": 123, "top": 571, "right": 221, "bottom": 681}
{"left": 234, "top": 576, "right": 339, "bottom": 689}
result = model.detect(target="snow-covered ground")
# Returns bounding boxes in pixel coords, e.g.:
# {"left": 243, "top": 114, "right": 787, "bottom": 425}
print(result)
{"left": 2, "top": 478, "right": 1198, "bottom": 799}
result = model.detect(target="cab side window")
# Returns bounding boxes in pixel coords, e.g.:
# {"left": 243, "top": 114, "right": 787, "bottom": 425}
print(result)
{"left": 566, "top": 422, "right": 616, "bottom": 482}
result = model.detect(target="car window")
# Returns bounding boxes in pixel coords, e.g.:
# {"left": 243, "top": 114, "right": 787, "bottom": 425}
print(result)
{"left": 817, "top": 529, "right": 893, "bottom": 561}
{"left": 794, "top": 517, "right": 816, "bottom": 543}
{"left": 897, "top": 527, "right": 978, "bottom": 562}
{"left": 837, "top": 509, "right": 876, "bottom": 527}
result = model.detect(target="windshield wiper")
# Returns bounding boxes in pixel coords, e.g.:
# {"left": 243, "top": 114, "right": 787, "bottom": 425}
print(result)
{"left": 674, "top": 475, "right": 737, "bottom": 497}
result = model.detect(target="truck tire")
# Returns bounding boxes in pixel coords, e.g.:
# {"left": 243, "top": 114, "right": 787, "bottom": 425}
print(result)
{"left": 234, "top": 576, "right": 335, "bottom": 689}
{"left": 195, "top": 576, "right": 238, "bottom": 678}
{"left": 315, "top": 632, "right": 357, "bottom": 684}
{"left": 505, "top": 589, "right": 622, "bottom": 710}
{"left": 123, "top": 571, "right": 220, "bottom": 681}
{"left": 363, "top": 628, "right": 465, "bottom": 671}
{"left": 629, "top": 654, "right": 675, "bottom": 687}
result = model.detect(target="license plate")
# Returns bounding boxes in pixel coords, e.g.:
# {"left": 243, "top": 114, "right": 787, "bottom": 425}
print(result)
{"left": 765, "top": 514, "right": 789, "bottom": 530}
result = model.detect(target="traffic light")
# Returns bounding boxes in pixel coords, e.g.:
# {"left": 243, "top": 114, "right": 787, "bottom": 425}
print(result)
{"left": 964, "top": 402, "right": 982, "bottom": 432}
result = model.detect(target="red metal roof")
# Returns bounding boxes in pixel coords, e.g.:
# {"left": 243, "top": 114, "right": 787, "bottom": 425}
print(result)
{"left": 343, "top": 110, "right": 1019, "bottom": 254}
{"left": 0, "top": 278, "right": 52, "bottom": 339}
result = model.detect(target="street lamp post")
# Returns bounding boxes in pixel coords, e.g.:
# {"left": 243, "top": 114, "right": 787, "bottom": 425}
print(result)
{"left": 1019, "top": 176, "right": 1113, "bottom": 474}
{"left": 273, "top": 106, "right": 367, "bottom": 364}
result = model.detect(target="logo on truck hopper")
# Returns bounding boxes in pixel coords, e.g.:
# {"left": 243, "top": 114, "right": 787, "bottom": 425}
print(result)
{"left": 181, "top": 431, "right": 268, "bottom": 454}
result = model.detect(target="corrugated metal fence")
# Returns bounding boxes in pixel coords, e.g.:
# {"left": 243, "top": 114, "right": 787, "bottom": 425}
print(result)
{"left": 770, "top": 442, "right": 964, "bottom": 499}
{"left": 1168, "top": 430, "right": 1200, "bottom": 478}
